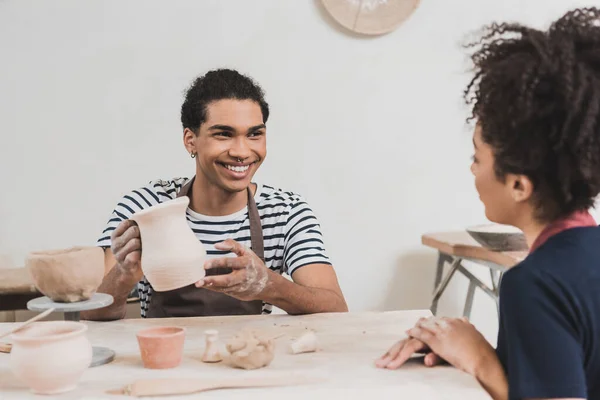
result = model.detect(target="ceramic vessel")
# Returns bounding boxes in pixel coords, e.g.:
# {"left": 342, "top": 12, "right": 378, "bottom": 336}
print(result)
{"left": 26, "top": 246, "right": 104, "bottom": 302}
{"left": 10, "top": 321, "right": 92, "bottom": 394}
{"left": 136, "top": 326, "right": 186, "bottom": 369}
{"left": 130, "top": 196, "right": 206, "bottom": 292}
{"left": 466, "top": 224, "right": 528, "bottom": 251}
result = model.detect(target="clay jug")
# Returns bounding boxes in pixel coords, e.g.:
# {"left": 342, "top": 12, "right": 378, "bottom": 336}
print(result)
{"left": 130, "top": 196, "right": 206, "bottom": 292}
{"left": 10, "top": 321, "right": 92, "bottom": 394}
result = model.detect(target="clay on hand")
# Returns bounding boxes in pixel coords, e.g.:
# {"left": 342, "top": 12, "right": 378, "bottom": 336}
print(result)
{"left": 290, "top": 331, "right": 318, "bottom": 354}
{"left": 199, "top": 240, "right": 269, "bottom": 301}
{"left": 225, "top": 330, "right": 275, "bottom": 370}
{"left": 202, "top": 330, "right": 222, "bottom": 363}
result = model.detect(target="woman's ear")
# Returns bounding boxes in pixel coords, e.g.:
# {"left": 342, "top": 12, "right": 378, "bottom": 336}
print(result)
{"left": 509, "top": 174, "right": 534, "bottom": 203}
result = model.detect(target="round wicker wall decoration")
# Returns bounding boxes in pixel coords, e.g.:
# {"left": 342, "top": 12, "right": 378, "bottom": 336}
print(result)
{"left": 321, "top": 0, "right": 421, "bottom": 35}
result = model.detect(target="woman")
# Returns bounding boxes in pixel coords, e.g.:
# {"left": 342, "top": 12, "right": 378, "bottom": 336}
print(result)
{"left": 376, "top": 7, "right": 600, "bottom": 400}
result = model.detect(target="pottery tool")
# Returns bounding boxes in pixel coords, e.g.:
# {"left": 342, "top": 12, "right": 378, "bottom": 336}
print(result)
{"left": 0, "top": 308, "right": 55, "bottom": 340}
{"left": 108, "top": 376, "right": 325, "bottom": 397}
{"left": 0, "top": 342, "right": 12, "bottom": 353}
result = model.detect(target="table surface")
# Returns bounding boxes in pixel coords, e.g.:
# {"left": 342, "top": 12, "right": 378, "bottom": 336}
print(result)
{"left": 0, "top": 267, "right": 38, "bottom": 295}
{"left": 422, "top": 231, "right": 528, "bottom": 268}
{"left": 0, "top": 310, "right": 489, "bottom": 399}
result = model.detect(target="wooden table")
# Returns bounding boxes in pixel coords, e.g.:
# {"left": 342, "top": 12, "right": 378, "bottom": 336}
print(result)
{"left": 0, "top": 268, "right": 40, "bottom": 312}
{"left": 422, "top": 231, "right": 528, "bottom": 318}
{"left": 0, "top": 311, "right": 489, "bottom": 399}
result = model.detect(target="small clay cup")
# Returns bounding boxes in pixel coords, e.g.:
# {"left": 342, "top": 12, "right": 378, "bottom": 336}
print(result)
{"left": 26, "top": 246, "right": 104, "bottom": 303}
{"left": 136, "top": 326, "right": 185, "bottom": 369}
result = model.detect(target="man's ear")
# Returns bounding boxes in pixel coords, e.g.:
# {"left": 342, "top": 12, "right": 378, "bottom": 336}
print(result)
{"left": 183, "top": 128, "right": 198, "bottom": 156}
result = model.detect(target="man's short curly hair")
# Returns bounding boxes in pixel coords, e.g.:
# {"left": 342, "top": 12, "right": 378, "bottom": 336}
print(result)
{"left": 464, "top": 7, "right": 600, "bottom": 222}
{"left": 181, "top": 69, "right": 269, "bottom": 133}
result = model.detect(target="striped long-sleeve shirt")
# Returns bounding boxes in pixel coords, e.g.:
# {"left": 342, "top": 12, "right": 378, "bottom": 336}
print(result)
{"left": 96, "top": 178, "right": 332, "bottom": 317}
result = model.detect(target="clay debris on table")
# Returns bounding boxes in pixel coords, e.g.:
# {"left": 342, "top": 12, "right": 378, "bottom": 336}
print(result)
{"left": 226, "top": 329, "right": 275, "bottom": 370}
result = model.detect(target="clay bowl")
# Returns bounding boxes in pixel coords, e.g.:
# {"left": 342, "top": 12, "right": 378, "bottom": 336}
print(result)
{"left": 10, "top": 321, "right": 92, "bottom": 394}
{"left": 136, "top": 326, "right": 186, "bottom": 369}
{"left": 466, "top": 224, "right": 528, "bottom": 251}
{"left": 26, "top": 246, "right": 104, "bottom": 303}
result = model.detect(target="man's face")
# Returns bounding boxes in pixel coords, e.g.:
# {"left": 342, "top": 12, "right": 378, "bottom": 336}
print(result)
{"left": 187, "top": 99, "right": 267, "bottom": 193}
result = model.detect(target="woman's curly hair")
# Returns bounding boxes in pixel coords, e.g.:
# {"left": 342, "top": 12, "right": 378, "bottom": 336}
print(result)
{"left": 464, "top": 7, "right": 600, "bottom": 222}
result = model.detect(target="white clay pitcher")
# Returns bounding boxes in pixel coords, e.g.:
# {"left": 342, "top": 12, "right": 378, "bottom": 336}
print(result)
{"left": 130, "top": 196, "right": 206, "bottom": 292}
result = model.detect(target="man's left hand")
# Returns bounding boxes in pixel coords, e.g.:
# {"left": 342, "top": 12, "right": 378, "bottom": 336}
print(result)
{"left": 195, "top": 239, "right": 270, "bottom": 301}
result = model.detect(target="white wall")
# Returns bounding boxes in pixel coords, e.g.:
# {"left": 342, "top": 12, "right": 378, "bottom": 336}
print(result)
{"left": 1, "top": 0, "right": 599, "bottom": 341}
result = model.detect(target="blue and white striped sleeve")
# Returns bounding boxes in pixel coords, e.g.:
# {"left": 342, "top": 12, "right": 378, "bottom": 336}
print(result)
{"left": 283, "top": 196, "right": 332, "bottom": 276}
{"left": 96, "top": 178, "right": 187, "bottom": 249}
{"left": 96, "top": 186, "right": 162, "bottom": 249}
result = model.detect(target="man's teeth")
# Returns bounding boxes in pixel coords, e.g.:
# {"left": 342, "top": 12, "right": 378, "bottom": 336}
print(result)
{"left": 225, "top": 164, "right": 250, "bottom": 173}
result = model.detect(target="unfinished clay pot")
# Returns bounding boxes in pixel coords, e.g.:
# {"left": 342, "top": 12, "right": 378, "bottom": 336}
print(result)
{"left": 136, "top": 326, "right": 185, "bottom": 369}
{"left": 130, "top": 197, "right": 206, "bottom": 292}
{"left": 10, "top": 321, "right": 92, "bottom": 394}
{"left": 26, "top": 246, "right": 104, "bottom": 302}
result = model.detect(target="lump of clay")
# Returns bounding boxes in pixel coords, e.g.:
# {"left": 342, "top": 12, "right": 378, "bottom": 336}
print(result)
{"left": 202, "top": 330, "right": 222, "bottom": 363}
{"left": 290, "top": 331, "right": 318, "bottom": 354}
{"left": 26, "top": 246, "right": 104, "bottom": 303}
{"left": 226, "top": 330, "right": 275, "bottom": 370}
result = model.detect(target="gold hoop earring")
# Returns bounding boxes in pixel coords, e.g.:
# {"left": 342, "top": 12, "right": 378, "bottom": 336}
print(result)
{"left": 190, "top": 152, "right": 196, "bottom": 159}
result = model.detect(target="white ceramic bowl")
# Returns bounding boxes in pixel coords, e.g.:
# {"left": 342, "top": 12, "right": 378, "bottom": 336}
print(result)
{"left": 466, "top": 224, "right": 528, "bottom": 251}
{"left": 10, "top": 321, "right": 92, "bottom": 394}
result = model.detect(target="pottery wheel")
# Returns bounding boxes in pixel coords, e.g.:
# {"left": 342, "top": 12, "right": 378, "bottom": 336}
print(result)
{"left": 27, "top": 293, "right": 116, "bottom": 367}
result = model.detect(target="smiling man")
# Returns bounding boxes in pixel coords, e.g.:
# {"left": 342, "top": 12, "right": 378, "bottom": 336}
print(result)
{"left": 82, "top": 69, "right": 347, "bottom": 320}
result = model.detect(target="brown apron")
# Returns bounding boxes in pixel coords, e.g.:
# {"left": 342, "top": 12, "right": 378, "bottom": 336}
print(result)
{"left": 146, "top": 177, "right": 264, "bottom": 318}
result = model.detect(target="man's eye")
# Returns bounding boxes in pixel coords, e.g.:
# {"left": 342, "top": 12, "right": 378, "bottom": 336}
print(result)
{"left": 249, "top": 131, "right": 264, "bottom": 137}
{"left": 216, "top": 132, "right": 231, "bottom": 137}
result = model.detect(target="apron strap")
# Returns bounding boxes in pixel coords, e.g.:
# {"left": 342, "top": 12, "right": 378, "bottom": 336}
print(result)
{"left": 177, "top": 176, "right": 264, "bottom": 261}
{"left": 177, "top": 177, "right": 194, "bottom": 198}
{"left": 247, "top": 188, "right": 265, "bottom": 262}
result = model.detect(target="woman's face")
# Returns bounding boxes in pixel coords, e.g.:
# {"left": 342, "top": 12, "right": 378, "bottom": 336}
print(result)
{"left": 470, "top": 124, "right": 530, "bottom": 225}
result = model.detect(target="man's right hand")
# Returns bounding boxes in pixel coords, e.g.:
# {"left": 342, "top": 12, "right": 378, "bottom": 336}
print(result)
{"left": 110, "top": 219, "right": 143, "bottom": 281}
{"left": 81, "top": 220, "right": 143, "bottom": 321}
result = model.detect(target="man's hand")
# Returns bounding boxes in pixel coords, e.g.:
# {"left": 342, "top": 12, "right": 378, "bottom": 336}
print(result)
{"left": 81, "top": 220, "right": 143, "bottom": 321}
{"left": 195, "top": 239, "right": 269, "bottom": 301}
{"left": 110, "top": 219, "right": 143, "bottom": 282}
